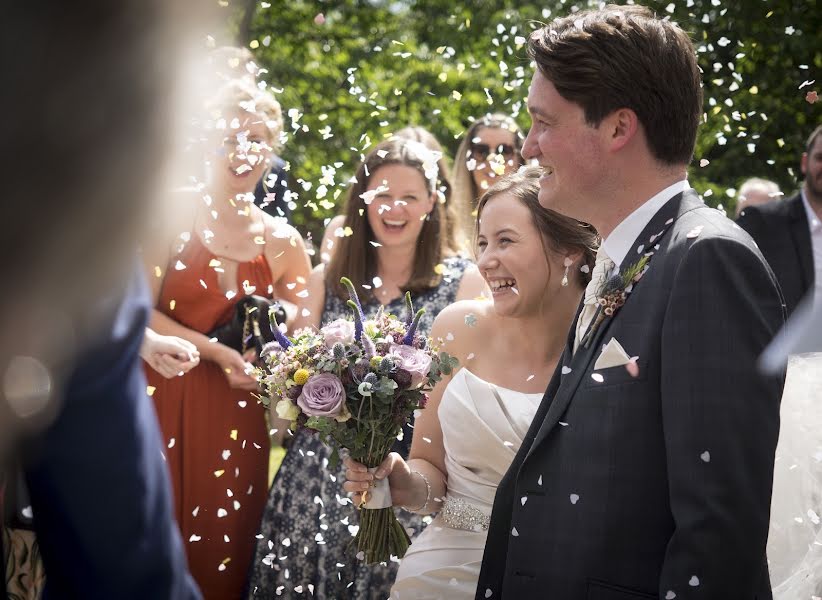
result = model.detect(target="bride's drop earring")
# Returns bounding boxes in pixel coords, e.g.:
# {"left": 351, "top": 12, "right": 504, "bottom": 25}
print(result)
{"left": 561, "top": 257, "right": 573, "bottom": 287}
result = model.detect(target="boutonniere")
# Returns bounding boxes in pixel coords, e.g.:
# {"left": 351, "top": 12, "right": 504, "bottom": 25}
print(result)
{"left": 581, "top": 255, "right": 650, "bottom": 348}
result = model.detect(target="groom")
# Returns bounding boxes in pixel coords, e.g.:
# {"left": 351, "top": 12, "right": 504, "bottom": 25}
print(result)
{"left": 477, "top": 6, "right": 786, "bottom": 600}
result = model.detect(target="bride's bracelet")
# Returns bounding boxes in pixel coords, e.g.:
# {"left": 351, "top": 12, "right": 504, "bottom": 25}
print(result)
{"left": 401, "top": 470, "right": 431, "bottom": 513}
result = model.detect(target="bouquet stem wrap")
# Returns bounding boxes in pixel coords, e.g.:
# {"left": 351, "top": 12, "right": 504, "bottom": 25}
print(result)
{"left": 356, "top": 466, "right": 410, "bottom": 563}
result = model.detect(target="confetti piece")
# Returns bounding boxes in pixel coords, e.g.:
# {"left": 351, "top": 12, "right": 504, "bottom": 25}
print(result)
{"left": 230, "top": 429, "right": 238, "bottom": 440}
{"left": 700, "top": 451, "right": 711, "bottom": 463}
{"left": 238, "top": 400, "right": 247, "bottom": 408}
{"left": 189, "top": 534, "right": 202, "bottom": 542}
{"left": 580, "top": 264, "right": 590, "bottom": 274}
{"left": 570, "top": 493, "right": 580, "bottom": 505}
{"left": 154, "top": 266, "right": 162, "bottom": 278}
{"left": 168, "top": 438, "right": 175, "bottom": 449}
{"left": 686, "top": 225, "right": 704, "bottom": 239}
{"left": 445, "top": 332, "right": 455, "bottom": 341}
{"left": 214, "top": 470, "right": 225, "bottom": 478}
{"left": 467, "top": 353, "right": 475, "bottom": 360}
{"left": 192, "top": 506, "right": 200, "bottom": 517}
{"left": 537, "top": 475, "right": 543, "bottom": 486}
{"left": 807, "top": 91, "right": 818, "bottom": 104}
{"left": 689, "top": 576, "right": 700, "bottom": 587}
{"left": 222, "top": 450, "right": 231, "bottom": 460}
{"left": 561, "top": 366, "right": 572, "bottom": 375}
{"left": 520, "top": 496, "right": 527, "bottom": 506}
{"left": 591, "top": 373, "right": 604, "bottom": 383}
{"left": 464, "top": 313, "right": 478, "bottom": 327}
{"left": 169, "top": 299, "right": 176, "bottom": 311}
{"left": 174, "top": 260, "right": 186, "bottom": 270}
{"left": 146, "top": 385, "right": 156, "bottom": 397}
{"left": 559, "top": 422, "right": 569, "bottom": 427}
{"left": 526, "top": 374, "right": 535, "bottom": 381}
{"left": 511, "top": 527, "right": 519, "bottom": 537}
{"left": 217, "top": 508, "right": 228, "bottom": 518}
{"left": 485, "top": 590, "right": 493, "bottom": 598}
{"left": 665, "top": 592, "right": 676, "bottom": 599}
{"left": 625, "top": 359, "right": 640, "bottom": 378}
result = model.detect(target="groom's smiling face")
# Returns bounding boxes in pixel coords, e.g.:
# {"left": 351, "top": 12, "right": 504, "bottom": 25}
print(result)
{"left": 523, "top": 70, "right": 606, "bottom": 223}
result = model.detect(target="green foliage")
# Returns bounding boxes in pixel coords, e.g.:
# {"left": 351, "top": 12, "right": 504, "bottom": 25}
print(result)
{"left": 237, "top": 0, "right": 819, "bottom": 240}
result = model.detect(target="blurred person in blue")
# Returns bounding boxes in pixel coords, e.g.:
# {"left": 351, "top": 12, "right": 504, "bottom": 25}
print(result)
{"left": 0, "top": 1, "right": 206, "bottom": 598}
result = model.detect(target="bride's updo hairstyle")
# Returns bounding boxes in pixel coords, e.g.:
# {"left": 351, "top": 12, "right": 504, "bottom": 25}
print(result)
{"left": 475, "top": 166, "right": 598, "bottom": 288}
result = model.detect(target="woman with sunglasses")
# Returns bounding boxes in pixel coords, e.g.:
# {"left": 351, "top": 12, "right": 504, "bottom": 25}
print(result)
{"left": 452, "top": 114, "right": 524, "bottom": 247}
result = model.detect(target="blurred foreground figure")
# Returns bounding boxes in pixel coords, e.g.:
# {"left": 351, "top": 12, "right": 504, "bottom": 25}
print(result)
{"left": 0, "top": 1, "right": 206, "bottom": 598}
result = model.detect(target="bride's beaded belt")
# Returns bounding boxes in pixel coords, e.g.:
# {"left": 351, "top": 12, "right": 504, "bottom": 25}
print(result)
{"left": 441, "top": 497, "right": 490, "bottom": 532}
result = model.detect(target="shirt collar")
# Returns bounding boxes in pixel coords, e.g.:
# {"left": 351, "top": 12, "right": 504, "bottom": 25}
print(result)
{"left": 800, "top": 190, "right": 822, "bottom": 233}
{"left": 601, "top": 180, "right": 690, "bottom": 268}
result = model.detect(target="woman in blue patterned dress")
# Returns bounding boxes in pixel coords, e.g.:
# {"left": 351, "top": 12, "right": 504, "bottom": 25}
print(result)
{"left": 246, "top": 136, "right": 488, "bottom": 598}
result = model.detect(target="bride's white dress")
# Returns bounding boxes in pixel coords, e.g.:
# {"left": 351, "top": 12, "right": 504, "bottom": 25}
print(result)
{"left": 390, "top": 368, "right": 542, "bottom": 600}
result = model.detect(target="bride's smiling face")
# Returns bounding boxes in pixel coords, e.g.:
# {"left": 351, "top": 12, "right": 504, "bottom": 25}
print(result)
{"left": 476, "top": 193, "right": 562, "bottom": 317}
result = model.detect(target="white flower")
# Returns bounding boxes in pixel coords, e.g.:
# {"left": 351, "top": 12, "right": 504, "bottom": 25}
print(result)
{"left": 275, "top": 398, "right": 300, "bottom": 421}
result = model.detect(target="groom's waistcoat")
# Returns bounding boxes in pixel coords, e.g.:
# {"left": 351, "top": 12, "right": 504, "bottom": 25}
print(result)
{"left": 477, "top": 191, "right": 785, "bottom": 600}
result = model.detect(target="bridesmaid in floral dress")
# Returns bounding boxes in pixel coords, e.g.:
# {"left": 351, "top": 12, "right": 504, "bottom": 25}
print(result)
{"left": 143, "top": 81, "right": 310, "bottom": 600}
{"left": 247, "top": 136, "right": 488, "bottom": 598}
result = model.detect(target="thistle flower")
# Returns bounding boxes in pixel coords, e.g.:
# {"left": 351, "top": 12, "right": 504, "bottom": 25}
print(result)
{"left": 332, "top": 342, "right": 346, "bottom": 360}
{"left": 379, "top": 356, "right": 396, "bottom": 373}
{"left": 363, "top": 373, "right": 378, "bottom": 386}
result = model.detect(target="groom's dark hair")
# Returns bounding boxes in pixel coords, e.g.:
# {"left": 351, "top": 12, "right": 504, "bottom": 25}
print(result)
{"left": 527, "top": 4, "right": 702, "bottom": 166}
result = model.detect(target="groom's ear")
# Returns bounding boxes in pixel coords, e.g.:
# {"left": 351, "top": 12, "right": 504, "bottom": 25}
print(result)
{"left": 603, "top": 108, "right": 639, "bottom": 153}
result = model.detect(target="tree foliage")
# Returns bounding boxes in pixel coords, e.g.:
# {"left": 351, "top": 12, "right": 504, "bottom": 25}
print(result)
{"left": 225, "top": 0, "right": 820, "bottom": 242}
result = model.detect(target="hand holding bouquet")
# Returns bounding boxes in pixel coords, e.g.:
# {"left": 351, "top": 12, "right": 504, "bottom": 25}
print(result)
{"left": 256, "top": 277, "right": 457, "bottom": 563}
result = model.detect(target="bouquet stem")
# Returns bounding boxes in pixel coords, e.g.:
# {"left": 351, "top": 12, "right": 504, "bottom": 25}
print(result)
{"left": 355, "top": 506, "right": 411, "bottom": 564}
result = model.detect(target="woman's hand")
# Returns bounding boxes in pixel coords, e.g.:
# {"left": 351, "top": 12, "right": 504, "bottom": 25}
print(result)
{"left": 342, "top": 453, "right": 419, "bottom": 508}
{"left": 213, "top": 344, "right": 259, "bottom": 391}
{"left": 141, "top": 328, "right": 200, "bottom": 378}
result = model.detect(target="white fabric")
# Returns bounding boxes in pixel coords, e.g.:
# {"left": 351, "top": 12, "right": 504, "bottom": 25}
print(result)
{"left": 390, "top": 368, "right": 542, "bottom": 600}
{"left": 574, "top": 247, "right": 614, "bottom": 353}
{"left": 594, "top": 337, "right": 632, "bottom": 370}
{"left": 601, "top": 179, "right": 690, "bottom": 269}
{"left": 362, "top": 467, "right": 393, "bottom": 509}
{"left": 768, "top": 352, "right": 822, "bottom": 598}
{"left": 800, "top": 191, "right": 822, "bottom": 306}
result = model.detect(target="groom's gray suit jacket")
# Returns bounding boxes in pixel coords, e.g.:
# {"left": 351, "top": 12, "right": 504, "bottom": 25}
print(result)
{"left": 476, "top": 191, "right": 785, "bottom": 600}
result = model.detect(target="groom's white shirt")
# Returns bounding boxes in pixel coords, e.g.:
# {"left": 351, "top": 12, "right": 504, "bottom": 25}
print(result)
{"left": 601, "top": 179, "right": 691, "bottom": 275}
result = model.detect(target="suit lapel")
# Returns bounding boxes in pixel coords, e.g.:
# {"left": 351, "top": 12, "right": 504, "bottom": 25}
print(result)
{"left": 788, "top": 194, "right": 813, "bottom": 289}
{"left": 524, "top": 190, "right": 705, "bottom": 462}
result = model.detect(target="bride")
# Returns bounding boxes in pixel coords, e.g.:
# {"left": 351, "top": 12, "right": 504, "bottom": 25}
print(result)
{"left": 343, "top": 167, "right": 597, "bottom": 598}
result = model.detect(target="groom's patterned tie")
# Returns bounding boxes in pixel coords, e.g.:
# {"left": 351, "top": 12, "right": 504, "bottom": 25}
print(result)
{"left": 573, "top": 247, "right": 615, "bottom": 353}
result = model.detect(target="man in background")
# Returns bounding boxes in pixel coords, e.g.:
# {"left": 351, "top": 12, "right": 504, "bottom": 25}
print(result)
{"left": 738, "top": 125, "right": 822, "bottom": 314}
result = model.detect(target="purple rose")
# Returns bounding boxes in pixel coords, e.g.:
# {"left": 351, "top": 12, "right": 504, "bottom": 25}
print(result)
{"left": 389, "top": 344, "right": 432, "bottom": 389}
{"left": 297, "top": 373, "right": 346, "bottom": 417}
{"left": 322, "top": 318, "right": 355, "bottom": 349}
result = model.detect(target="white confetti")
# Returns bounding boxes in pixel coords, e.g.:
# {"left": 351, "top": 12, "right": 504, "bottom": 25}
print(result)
{"left": 591, "top": 373, "right": 604, "bottom": 383}
{"left": 689, "top": 576, "right": 700, "bottom": 587}
{"left": 217, "top": 508, "right": 228, "bottom": 518}
{"left": 561, "top": 366, "right": 572, "bottom": 375}
{"left": 168, "top": 438, "right": 175, "bottom": 449}
{"left": 192, "top": 506, "right": 200, "bottom": 517}
{"left": 665, "top": 592, "right": 676, "bottom": 600}
{"left": 700, "top": 451, "right": 711, "bottom": 463}
{"left": 520, "top": 496, "right": 528, "bottom": 506}
{"left": 511, "top": 527, "right": 519, "bottom": 537}
{"left": 686, "top": 225, "right": 704, "bottom": 239}
{"left": 189, "top": 534, "right": 201, "bottom": 542}
{"left": 570, "top": 494, "right": 580, "bottom": 505}
{"left": 537, "top": 475, "right": 543, "bottom": 486}
{"left": 485, "top": 589, "right": 493, "bottom": 598}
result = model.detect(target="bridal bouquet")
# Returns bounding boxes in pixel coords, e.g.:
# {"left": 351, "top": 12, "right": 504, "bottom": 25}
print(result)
{"left": 256, "top": 277, "right": 457, "bottom": 563}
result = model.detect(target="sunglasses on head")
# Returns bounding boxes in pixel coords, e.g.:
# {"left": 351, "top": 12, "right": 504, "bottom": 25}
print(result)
{"left": 469, "top": 142, "right": 516, "bottom": 161}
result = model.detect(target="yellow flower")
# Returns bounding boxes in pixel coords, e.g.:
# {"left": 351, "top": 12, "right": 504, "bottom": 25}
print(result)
{"left": 370, "top": 356, "right": 383, "bottom": 369}
{"left": 293, "top": 368, "right": 310, "bottom": 385}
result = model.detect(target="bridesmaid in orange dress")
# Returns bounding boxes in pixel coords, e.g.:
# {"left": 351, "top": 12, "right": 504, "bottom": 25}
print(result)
{"left": 142, "top": 80, "right": 311, "bottom": 600}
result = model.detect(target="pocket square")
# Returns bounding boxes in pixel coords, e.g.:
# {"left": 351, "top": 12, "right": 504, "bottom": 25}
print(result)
{"left": 594, "top": 337, "right": 632, "bottom": 370}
